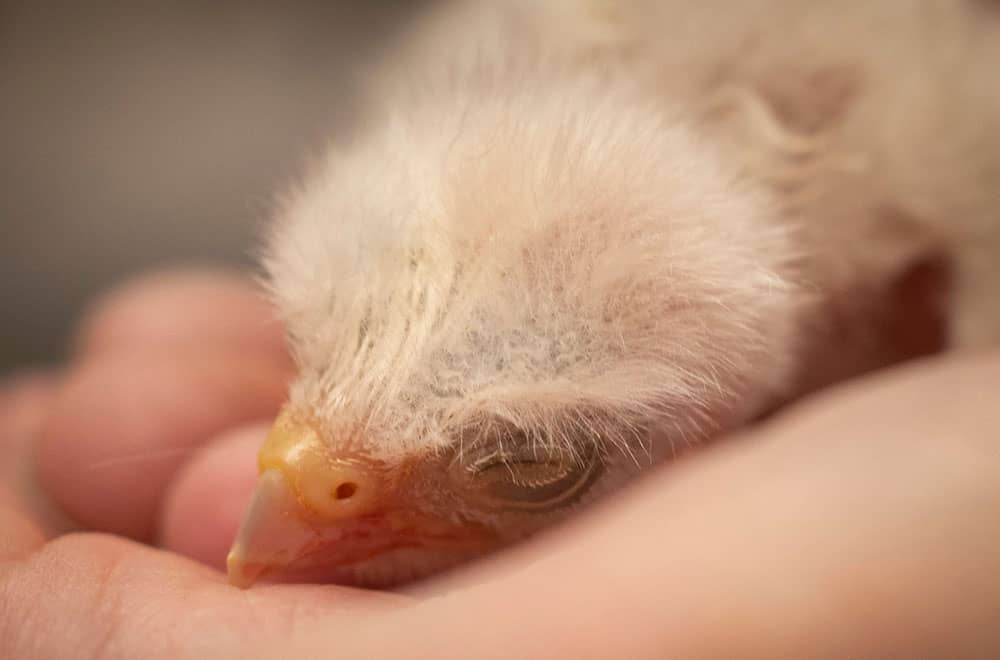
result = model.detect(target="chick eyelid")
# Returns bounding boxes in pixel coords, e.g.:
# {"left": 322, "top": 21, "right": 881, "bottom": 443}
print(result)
{"left": 459, "top": 454, "right": 600, "bottom": 511}
{"left": 448, "top": 426, "right": 603, "bottom": 511}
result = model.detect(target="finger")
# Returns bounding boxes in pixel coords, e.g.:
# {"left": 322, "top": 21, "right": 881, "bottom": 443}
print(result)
{"left": 0, "top": 504, "right": 45, "bottom": 562}
{"left": 0, "top": 532, "right": 406, "bottom": 660}
{"left": 0, "top": 373, "right": 67, "bottom": 558}
{"left": 159, "top": 424, "right": 267, "bottom": 568}
{"left": 280, "top": 351, "right": 1000, "bottom": 659}
{"left": 75, "top": 267, "right": 289, "bottom": 363}
{"left": 38, "top": 349, "right": 291, "bottom": 541}
{"left": 37, "top": 267, "right": 293, "bottom": 540}
{"left": 0, "top": 372, "right": 55, "bottom": 463}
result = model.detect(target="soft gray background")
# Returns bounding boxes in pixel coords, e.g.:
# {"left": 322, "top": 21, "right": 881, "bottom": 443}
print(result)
{"left": 0, "top": 2, "right": 425, "bottom": 372}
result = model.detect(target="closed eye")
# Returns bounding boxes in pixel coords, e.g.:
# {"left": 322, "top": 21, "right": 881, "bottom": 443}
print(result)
{"left": 448, "top": 418, "right": 602, "bottom": 511}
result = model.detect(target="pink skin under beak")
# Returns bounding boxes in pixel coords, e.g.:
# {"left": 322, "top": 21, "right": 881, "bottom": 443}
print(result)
{"left": 227, "top": 469, "right": 497, "bottom": 588}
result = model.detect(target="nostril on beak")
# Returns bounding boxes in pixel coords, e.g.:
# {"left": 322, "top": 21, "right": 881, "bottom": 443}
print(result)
{"left": 257, "top": 413, "right": 382, "bottom": 520}
{"left": 334, "top": 482, "right": 358, "bottom": 501}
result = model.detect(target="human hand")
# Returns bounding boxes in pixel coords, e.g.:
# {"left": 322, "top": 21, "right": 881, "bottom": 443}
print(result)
{"left": 2, "top": 269, "right": 999, "bottom": 659}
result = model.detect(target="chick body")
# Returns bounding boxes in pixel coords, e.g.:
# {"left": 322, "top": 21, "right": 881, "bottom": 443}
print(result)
{"left": 232, "top": 0, "right": 1000, "bottom": 587}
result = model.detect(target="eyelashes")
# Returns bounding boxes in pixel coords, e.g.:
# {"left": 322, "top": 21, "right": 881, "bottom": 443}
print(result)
{"left": 447, "top": 418, "right": 602, "bottom": 511}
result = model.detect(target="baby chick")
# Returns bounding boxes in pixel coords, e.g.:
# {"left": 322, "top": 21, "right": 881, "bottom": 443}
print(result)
{"left": 227, "top": 0, "right": 1000, "bottom": 588}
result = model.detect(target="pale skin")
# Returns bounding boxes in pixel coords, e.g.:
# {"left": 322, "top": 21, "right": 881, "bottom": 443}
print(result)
{"left": 2, "top": 269, "right": 999, "bottom": 659}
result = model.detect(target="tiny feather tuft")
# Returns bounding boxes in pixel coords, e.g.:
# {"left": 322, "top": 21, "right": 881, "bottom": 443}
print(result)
{"left": 264, "top": 48, "right": 803, "bottom": 462}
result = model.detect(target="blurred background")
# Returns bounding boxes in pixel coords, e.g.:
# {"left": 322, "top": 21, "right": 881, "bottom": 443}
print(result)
{"left": 0, "top": 1, "right": 425, "bottom": 372}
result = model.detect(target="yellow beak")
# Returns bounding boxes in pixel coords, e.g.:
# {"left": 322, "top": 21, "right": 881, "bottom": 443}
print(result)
{"left": 226, "top": 413, "right": 388, "bottom": 587}
{"left": 226, "top": 414, "right": 494, "bottom": 588}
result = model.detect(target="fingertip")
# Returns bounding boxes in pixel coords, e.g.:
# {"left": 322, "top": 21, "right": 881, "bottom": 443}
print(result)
{"left": 159, "top": 424, "right": 268, "bottom": 569}
{"left": 0, "top": 378, "right": 51, "bottom": 556}
{"left": 75, "top": 267, "right": 289, "bottom": 364}
{"left": 0, "top": 371, "right": 57, "bottom": 453}
{"left": 0, "top": 509, "right": 47, "bottom": 560}
{"left": 37, "top": 350, "right": 289, "bottom": 541}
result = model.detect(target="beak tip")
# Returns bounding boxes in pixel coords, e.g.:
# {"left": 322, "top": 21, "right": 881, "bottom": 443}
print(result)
{"left": 226, "top": 549, "right": 264, "bottom": 589}
{"left": 225, "top": 469, "right": 297, "bottom": 589}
